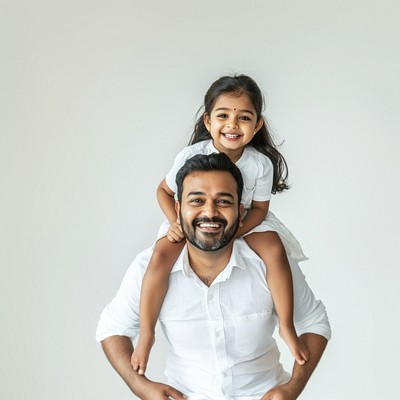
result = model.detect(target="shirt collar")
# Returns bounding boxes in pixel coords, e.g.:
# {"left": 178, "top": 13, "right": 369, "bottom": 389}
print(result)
{"left": 216, "top": 241, "right": 246, "bottom": 282}
{"left": 171, "top": 241, "right": 247, "bottom": 282}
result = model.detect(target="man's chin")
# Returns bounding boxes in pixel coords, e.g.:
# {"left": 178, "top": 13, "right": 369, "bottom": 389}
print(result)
{"left": 182, "top": 220, "right": 239, "bottom": 252}
{"left": 191, "top": 236, "right": 230, "bottom": 252}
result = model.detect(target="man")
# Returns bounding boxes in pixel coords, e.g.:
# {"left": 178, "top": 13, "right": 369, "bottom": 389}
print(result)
{"left": 96, "top": 153, "right": 331, "bottom": 400}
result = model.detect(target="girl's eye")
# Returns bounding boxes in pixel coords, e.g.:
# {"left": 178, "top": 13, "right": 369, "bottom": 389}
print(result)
{"left": 239, "top": 116, "right": 251, "bottom": 121}
{"left": 216, "top": 113, "right": 228, "bottom": 119}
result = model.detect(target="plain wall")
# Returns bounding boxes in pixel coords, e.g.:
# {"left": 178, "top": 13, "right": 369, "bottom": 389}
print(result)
{"left": 1, "top": 0, "right": 400, "bottom": 398}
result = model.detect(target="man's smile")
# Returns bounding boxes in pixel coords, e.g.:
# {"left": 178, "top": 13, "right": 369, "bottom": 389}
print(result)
{"left": 198, "top": 222, "right": 222, "bottom": 228}
{"left": 193, "top": 217, "right": 227, "bottom": 234}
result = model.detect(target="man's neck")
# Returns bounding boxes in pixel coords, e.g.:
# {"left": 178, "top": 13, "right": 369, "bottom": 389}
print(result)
{"left": 186, "top": 242, "right": 234, "bottom": 287}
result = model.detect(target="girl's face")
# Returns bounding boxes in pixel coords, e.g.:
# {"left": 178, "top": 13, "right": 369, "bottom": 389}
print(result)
{"left": 203, "top": 93, "right": 263, "bottom": 162}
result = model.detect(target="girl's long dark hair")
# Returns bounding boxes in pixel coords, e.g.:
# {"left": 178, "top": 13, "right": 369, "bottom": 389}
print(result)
{"left": 189, "top": 74, "right": 289, "bottom": 193}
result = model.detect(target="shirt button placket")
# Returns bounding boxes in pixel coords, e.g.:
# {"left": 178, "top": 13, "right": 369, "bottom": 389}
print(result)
{"left": 207, "top": 284, "right": 233, "bottom": 396}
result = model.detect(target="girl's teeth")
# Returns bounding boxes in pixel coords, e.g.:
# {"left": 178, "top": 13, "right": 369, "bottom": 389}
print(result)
{"left": 225, "top": 134, "right": 239, "bottom": 138}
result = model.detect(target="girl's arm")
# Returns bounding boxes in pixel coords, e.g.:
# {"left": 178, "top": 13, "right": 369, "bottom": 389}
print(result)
{"left": 157, "top": 178, "right": 184, "bottom": 243}
{"left": 157, "top": 178, "right": 177, "bottom": 224}
{"left": 236, "top": 200, "right": 270, "bottom": 238}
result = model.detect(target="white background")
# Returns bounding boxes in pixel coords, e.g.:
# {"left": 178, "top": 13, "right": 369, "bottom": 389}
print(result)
{"left": 1, "top": 1, "right": 400, "bottom": 399}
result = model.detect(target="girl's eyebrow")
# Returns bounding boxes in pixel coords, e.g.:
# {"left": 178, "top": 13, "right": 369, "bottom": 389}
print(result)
{"left": 214, "top": 107, "right": 255, "bottom": 115}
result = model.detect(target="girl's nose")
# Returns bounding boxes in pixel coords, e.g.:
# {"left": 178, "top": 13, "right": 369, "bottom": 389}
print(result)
{"left": 226, "top": 118, "right": 238, "bottom": 129}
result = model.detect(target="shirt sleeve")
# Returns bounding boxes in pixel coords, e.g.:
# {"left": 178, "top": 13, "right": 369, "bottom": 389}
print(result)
{"left": 252, "top": 153, "right": 274, "bottom": 202}
{"left": 291, "top": 260, "right": 332, "bottom": 340}
{"left": 165, "top": 146, "right": 195, "bottom": 193}
{"left": 95, "top": 248, "right": 152, "bottom": 343}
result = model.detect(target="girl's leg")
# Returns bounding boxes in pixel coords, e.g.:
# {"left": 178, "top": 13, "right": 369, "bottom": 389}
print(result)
{"left": 131, "top": 236, "right": 185, "bottom": 374}
{"left": 244, "top": 231, "right": 309, "bottom": 365}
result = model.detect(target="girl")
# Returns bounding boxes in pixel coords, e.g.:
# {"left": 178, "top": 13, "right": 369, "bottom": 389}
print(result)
{"left": 131, "top": 74, "right": 309, "bottom": 375}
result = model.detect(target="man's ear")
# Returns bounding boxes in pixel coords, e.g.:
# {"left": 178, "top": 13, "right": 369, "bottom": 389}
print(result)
{"left": 239, "top": 203, "right": 244, "bottom": 227}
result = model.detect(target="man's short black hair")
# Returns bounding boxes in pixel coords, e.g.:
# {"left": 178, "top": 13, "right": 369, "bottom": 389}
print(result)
{"left": 175, "top": 153, "right": 243, "bottom": 204}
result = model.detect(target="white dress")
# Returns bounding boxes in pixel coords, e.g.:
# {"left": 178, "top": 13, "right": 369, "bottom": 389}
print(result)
{"left": 159, "top": 139, "right": 307, "bottom": 261}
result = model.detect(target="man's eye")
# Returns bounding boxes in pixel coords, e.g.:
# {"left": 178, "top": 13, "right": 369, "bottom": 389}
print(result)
{"left": 217, "top": 200, "right": 233, "bottom": 206}
{"left": 189, "top": 198, "right": 203, "bottom": 204}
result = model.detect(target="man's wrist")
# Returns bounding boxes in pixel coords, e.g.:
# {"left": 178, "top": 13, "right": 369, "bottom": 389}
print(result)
{"left": 130, "top": 374, "right": 150, "bottom": 398}
{"left": 284, "top": 374, "right": 304, "bottom": 399}
{"left": 284, "top": 333, "right": 329, "bottom": 399}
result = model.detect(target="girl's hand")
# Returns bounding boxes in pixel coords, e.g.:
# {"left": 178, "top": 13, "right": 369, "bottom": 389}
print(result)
{"left": 167, "top": 220, "right": 184, "bottom": 243}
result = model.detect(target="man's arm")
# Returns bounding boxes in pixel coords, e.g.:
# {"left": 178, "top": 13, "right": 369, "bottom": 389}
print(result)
{"left": 260, "top": 333, "right": 327, "bottom": 400}
{"left": 101, "top": 335, "right": 187, "bottom": 400}
{"left": 96, "top": 250, "right": 187, "bottom": 399}
{"left": 260, "top": 256, "right": 331, "bottom": 400}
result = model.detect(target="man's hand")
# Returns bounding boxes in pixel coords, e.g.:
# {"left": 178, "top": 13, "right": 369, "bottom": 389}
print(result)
{"left": 136, "top": 379, "right": 187, "bottom": 400}
{"left": 261, "top": 333, "right": 328, "bottom": 400}
{"left": 260, "top": 382, "right": 295, "bottom": 400}
{"left": 167, "top": 220, "right": 184, "bottom": 243}
{"left": 101, "top": 336, "right": 187, "bottom": 399}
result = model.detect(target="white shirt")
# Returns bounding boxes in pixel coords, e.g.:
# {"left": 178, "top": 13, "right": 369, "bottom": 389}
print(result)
{"left": 96, "top": 240, "right": 331, "bottom": 400}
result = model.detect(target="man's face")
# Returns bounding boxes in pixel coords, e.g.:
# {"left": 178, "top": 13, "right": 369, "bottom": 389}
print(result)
{"left": 176, "top": 170, "right": 242, "bottom": 252}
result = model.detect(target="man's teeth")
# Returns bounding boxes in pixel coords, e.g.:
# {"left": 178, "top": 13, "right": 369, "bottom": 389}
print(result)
{"left": 199, "top": 223, "right": 221, "bottom": 228}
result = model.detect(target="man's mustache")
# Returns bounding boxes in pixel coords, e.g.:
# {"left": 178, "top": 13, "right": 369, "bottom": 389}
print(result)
{"left": 192, "top": 217, "right": 227, "bottom": 227}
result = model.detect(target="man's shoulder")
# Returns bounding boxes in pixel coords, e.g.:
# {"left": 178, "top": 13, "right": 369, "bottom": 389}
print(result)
{"left": 126, "top": 247, "right": 153, "bottom": 276}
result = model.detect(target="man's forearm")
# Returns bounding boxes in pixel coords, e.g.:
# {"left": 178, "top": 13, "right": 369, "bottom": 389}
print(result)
{"left": 101, "top": 335, "right": 187, "bottom": 400}
{"left": 101, "top": 335, "right": 147, "bottom": 397}
{"left": 286, "top": 333, "right": 328, "bottom": 398}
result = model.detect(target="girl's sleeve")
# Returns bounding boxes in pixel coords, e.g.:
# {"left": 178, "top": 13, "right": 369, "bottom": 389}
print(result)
{"left": 252, "top": 153, "right": 274, "bottom": 202}
{"left": 165, "top": 146, "right": 195, "bottom": 193}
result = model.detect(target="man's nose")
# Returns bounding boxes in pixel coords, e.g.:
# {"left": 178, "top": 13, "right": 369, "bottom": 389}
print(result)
{"left": 201, "top": 202, "right": 219, "bottom": 218}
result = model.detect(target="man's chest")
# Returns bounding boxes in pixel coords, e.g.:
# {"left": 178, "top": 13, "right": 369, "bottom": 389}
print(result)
{"left": 159, "top": 267, "right": 276, "bottom": 361}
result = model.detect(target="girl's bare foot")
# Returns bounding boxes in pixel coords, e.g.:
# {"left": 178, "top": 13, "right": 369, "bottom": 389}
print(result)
{"left": 279, "top": 325, "right": 309, "bottom": 365}
{"left": 131, "top": 332, "right": 155, "bottom": 375}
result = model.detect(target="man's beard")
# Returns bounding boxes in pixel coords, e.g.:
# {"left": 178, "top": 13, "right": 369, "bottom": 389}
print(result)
{"left": 180, "top": 213, "right": 240, "bottom": 252}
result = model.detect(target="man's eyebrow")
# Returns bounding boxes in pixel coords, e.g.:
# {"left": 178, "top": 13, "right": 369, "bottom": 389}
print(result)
{"left": 186, "top": 191, "right": 235, "bottom": 199}
{"left": 186, "top": 191, "right": 205, "bottom": 197}
{"left": 214, "top": 107, "right": 255, "bottom": 115}
{"left": 216, "top": 192, "right": 235, "bottom": 199}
